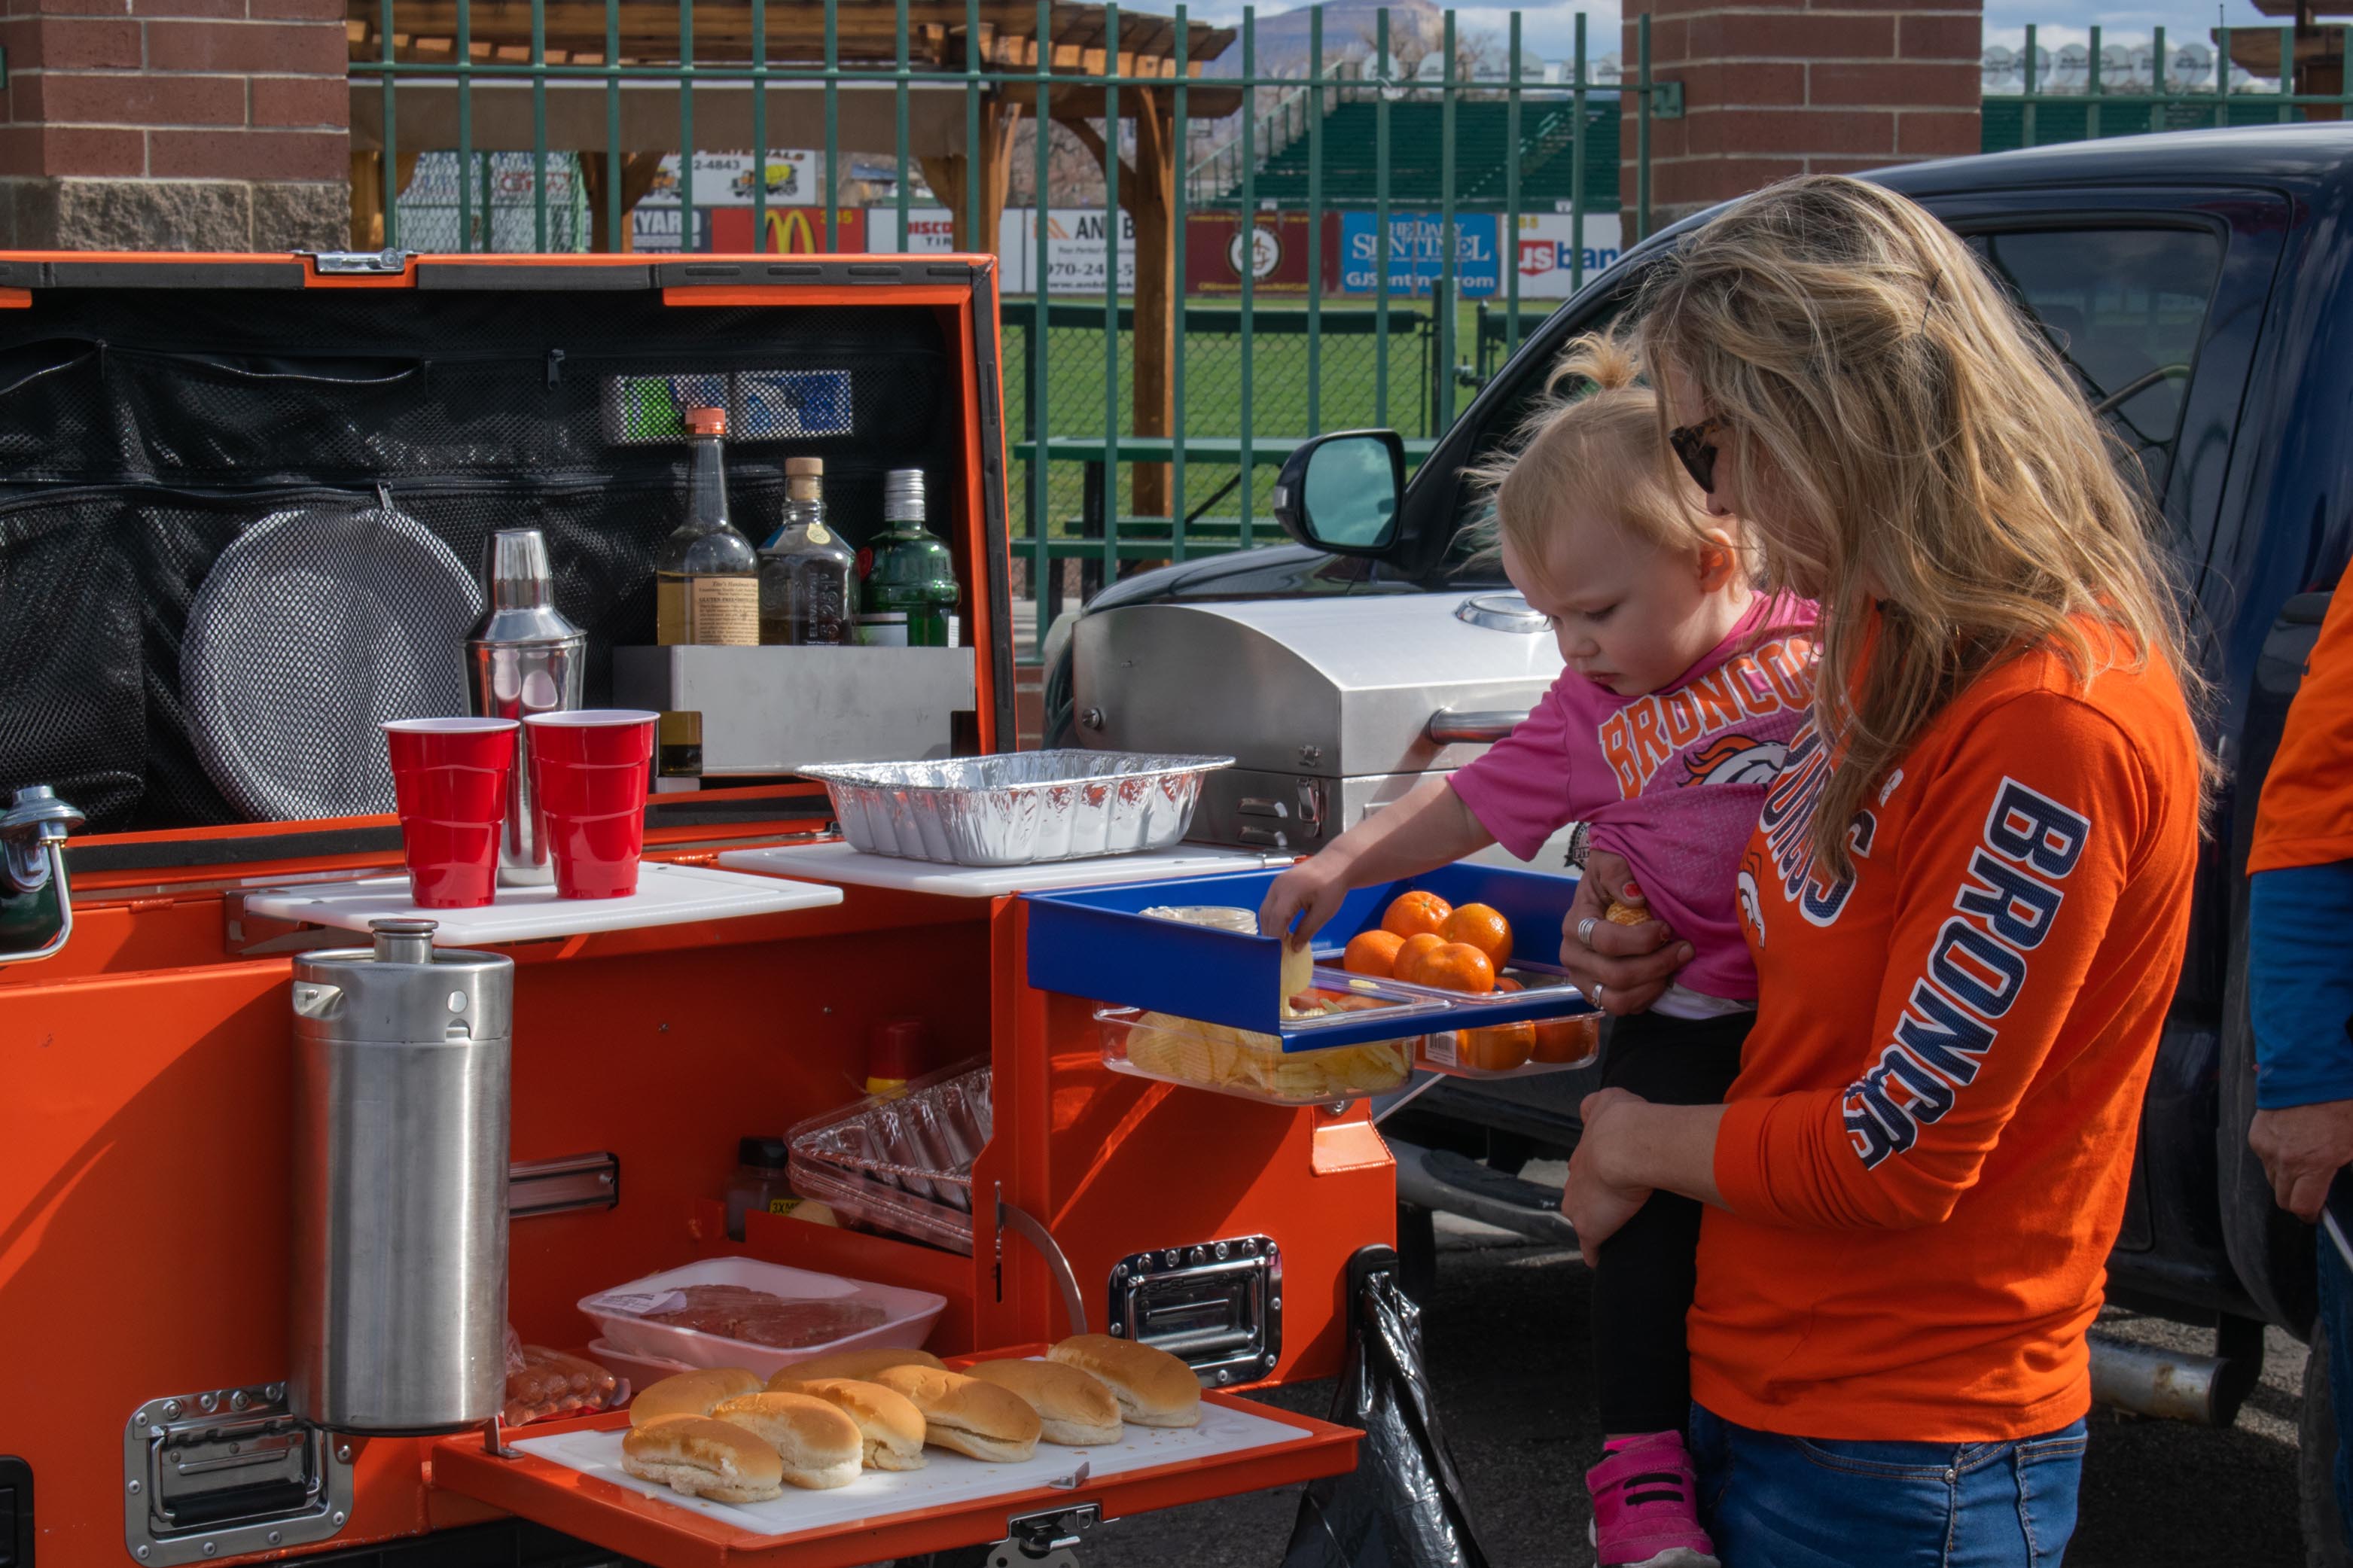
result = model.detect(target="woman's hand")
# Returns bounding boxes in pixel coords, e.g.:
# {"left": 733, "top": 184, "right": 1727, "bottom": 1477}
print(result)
{"left": 1559, "top": 848, "right": 1692, "bottom": 1015}
{"left": 1565, "top": 1087, "right": 1655, "bottom": 1266}
{"left": 1259, "top": 851, "right": 1355, "bottom": 949}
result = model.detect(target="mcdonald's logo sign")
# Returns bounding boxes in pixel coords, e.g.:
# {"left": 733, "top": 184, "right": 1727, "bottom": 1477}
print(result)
{"left": 710, "top": 206, "right": 867, "bottom": 254}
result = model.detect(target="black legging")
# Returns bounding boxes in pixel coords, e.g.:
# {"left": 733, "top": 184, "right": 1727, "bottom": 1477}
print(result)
{"left": 1589, "top": 1006, "right": 1753, "bottom": 1435}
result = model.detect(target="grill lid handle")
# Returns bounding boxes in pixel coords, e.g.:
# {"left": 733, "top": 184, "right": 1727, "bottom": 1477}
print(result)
{"left": 1425, "top": 710, "right": 1532, "bottom": 745}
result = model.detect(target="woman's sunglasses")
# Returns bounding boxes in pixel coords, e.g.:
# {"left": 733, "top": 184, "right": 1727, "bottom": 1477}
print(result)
{"left": 1669, "top": 416, "right": 1725, "bottom": 495}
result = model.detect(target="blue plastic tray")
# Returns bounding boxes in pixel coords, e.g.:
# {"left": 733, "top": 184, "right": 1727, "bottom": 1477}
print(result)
{"left": 1023, "top": 862, "right": 1596, "bottom": 1051}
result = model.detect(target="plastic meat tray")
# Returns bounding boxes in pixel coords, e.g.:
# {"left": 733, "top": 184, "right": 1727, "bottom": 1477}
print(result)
{"left": 578, "top": 1257, "right": 946, "bottom": 1381}
{"left": 788, "top": 1059, "right": 992, "bottom": 1255}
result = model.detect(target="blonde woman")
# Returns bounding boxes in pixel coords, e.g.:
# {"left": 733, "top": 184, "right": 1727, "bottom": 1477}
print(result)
{"left": 1559, "top": 175, "right": 2206, "bottom": 1566}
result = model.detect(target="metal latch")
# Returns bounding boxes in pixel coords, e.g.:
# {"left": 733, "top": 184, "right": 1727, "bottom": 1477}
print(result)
{"left": 124, "top": 1384, "right": 354, "bottom": 1565}
{"left": 0, "top": 784, "right": 82, "bottom": 965}
{"left": 509, "top": 1150, "right": 620, "bottom": 1219}
{"left": 300, "top": 248, "right": 413, "bottom": 276}
{"left": 991, "top": 1502, "right": 1100, "bottom": 1566}
{"left": 1108, "top": 1235, "right": 1282, "bottom": 1386}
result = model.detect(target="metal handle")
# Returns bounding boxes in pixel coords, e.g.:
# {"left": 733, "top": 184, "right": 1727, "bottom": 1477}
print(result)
{"left": 1425, "top": 709, "right": 1531, "bottom": 745}
{"left": 0, "top": 784, "right": 82, "bottom": 966}
{"left": 997, "top": 1186, "right": 1089, "bottom": 1338}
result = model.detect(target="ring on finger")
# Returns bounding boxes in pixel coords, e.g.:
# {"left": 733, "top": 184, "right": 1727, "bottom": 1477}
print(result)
{"left": 1577, "top": 916, "right": 1599, "bottom": 948}
{"left": 1592, "top": 982, "right": 1605, "bottom": 1006}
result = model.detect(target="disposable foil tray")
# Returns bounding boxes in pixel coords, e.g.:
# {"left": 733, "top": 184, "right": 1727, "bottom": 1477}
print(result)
{"left": 798, "top": 750, "right": 1233, "bottom": 866}
{"left": 788, "top": 1060, "right": 992, "bottom": 1254}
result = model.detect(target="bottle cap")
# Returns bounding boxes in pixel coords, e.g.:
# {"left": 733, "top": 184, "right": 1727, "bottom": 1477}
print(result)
{"left": 868, "top": 1018, "right": 931, "bottom": 1082}
{"left": 786, "top": 457, "right": 824, "bottom": 477}
{"left": 739, "top": 1135, "right": 791, "bottom": 1169}
{"left": 686, "top": 406, "right": 727, "bottom": 437}
{"left": 884, "top": 468, "right": 926, "bottom": 519}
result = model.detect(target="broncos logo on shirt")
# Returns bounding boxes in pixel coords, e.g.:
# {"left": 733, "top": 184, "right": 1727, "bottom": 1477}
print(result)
{"left": 1686, "top": 735, "right": 1787, "bottom": 788}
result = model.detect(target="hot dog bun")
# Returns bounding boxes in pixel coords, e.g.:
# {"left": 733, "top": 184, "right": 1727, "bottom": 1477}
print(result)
{"left": 871, "top": 1364, "right": 1042, "bottom": 1462}
{"left": 772, "top": 1377, "right": 927, "bottom": 1471}
{"left": 965, "top": 1359, "right": 1124, "bottom": 1446}
{"left": 630, "top": 1367, "right": 764, "bottom": 1426}
{"left": 620, "top": 1415, "right": 784, "bottom": 1503}
{"left": 1046, "top": 1335, "right": 1200, "bottom": 1428}
{"left": 708, "top": 1392, "right": 863, "bottom": 1490}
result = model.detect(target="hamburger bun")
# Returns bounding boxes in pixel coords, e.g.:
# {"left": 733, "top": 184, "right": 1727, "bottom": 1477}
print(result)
{"left": 771, "top": 1346, "right": 947, "bottom": 1387}
{"left": 872, "top": 1364, "right": 1041, "bottom": 1463}
{"left": 776, "top": 1377, "right": 927, "bottom": 1471}
{"left": 965, "top": 1359, "right": 1123, "bottom": 1446}
{"left": 620, "top": 1415, "right": 783, "bottom": 1503}
{"left": 708, "top": 1392, "right": 863, "bottom": 1490}
{"left": 630, "top": 1367, "right": 764, "bottom": 1426}
{"left": 1047, "top": 1335, "right": 1200, "bottom": 1428}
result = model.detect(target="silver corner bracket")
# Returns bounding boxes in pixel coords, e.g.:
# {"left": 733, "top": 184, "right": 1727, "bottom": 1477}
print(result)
{"left": 1108, "top": 1235, "right": 1282, "bottom": 1387}
{"left": 124, "top": 1383, "right": 353, "bottom": 1565}
{"left": 301, "top": 248, "right": 413, "bottom": 275}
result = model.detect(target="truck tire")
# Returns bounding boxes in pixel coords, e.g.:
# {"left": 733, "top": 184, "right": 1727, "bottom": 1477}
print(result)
{"left": 2305, "top": 1321, "right": 2353, "bottom": 1568}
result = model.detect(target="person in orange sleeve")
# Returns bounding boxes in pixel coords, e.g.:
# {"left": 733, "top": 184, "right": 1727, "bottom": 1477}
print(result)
{"left": 2246, "top": 586, "right": 2353, "bottom": 1552}
{"left": 1556, "top": 176, "right": 2207, "bottom": 1568}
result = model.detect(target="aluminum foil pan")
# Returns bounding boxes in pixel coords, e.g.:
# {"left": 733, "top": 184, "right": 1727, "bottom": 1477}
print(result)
{"left": 798, "top": 750, "right": 1233, "bottom": 866}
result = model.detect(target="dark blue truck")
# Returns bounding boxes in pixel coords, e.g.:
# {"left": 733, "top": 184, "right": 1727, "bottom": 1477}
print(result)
{"left": 1048, "top": 124, "right": 2353, "bottom": 1563}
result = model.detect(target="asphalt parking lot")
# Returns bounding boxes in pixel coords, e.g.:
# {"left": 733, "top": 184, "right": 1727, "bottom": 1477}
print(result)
{"left": 1084, "top": 1210, "right": 2315, "bottom": 1568}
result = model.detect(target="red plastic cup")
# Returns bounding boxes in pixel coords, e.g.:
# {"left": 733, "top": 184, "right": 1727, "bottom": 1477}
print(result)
{"left": 383, "top": 717, "right": 519, "bottom": 909}
{"left": 525, "top": 710, "right": 657, "bottom": 900}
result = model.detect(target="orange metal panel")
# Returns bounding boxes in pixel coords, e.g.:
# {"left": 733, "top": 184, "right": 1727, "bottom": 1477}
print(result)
{"left": 0, "top": 288, "right": 29, "bottom": 309}
{"left": 426, "top": 1384, "right": 1359, "bottom": 1568}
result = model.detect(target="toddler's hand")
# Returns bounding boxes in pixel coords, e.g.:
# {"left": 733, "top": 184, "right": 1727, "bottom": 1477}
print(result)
{"left": 1258, "top": 854, "right": 1353, "bottom": 949}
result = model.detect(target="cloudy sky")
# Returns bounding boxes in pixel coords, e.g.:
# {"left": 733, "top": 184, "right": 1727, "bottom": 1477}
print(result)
{"left": 1124, "top": 0, "right": 2298, "bottom": 65}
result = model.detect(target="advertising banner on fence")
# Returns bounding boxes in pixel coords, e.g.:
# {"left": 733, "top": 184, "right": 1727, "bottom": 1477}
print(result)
{"left": 1183, "top": 212, "right": 1341, "bottom": 294}
{"left": 629, "top": 206, "right": 864, "bottom": 254}
{"left": 637, "top": 150, "right": 828, "bottom": 207}
{"left": 1337, "top": 209, "right": 1622, "bottom": 298}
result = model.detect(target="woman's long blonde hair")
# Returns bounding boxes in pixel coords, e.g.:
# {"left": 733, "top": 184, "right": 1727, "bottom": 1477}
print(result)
{"left": 1637, "top": 174, "right": 2206, "bottom": 878}
{"left": 1467, "top": 330, "right": 1720, "bottom": 582}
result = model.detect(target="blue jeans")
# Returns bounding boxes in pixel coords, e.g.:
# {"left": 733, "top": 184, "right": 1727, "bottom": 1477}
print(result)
{"left": 2321, "top": 1225, "right": 2353, "bottom": 1548}
{"left": 1688, "top": 1404, "right": 2087, "bottom": 1567}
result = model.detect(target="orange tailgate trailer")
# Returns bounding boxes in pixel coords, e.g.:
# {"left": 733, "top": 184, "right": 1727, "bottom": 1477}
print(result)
{"left": 0, "top": 251, "right": 1391, "bottom": 1568}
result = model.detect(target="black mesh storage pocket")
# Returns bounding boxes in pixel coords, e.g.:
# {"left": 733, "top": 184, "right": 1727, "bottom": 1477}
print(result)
{"left": 106, "top": 348, "right": 428, "bottom": 478}
{"left": 0, "top": 341, "right": 108, "bottom": 476}
{"left": 0, "top": 495, "right": 148, "bottom": 827}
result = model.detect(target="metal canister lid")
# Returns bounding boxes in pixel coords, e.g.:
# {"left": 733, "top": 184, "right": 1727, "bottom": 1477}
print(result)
{"left": 292, "top": 917, "right": 514, "bottom": 1044}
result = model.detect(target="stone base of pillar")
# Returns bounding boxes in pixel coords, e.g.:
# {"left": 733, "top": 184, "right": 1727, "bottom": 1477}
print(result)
{"left": 0, "top": 178, "right": 348, "bottom": 253}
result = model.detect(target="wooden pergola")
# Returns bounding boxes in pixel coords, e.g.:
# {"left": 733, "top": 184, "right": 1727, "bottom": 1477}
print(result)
{"left": 347, "top": 1, "right": 1244, "bottom": 513}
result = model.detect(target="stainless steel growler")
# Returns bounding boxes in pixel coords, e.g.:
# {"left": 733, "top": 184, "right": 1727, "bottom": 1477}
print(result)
{"left": 288, "top": 918, "right": 512, "bottom": 1433}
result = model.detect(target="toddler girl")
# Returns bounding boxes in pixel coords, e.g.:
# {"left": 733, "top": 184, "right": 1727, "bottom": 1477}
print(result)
{"left": 1259, "top": 334, "right": 1818, "bottom": 1568}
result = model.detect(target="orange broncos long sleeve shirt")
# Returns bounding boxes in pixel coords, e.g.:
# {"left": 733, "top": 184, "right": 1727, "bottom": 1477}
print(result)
{"left": 1688, "top": 627, "right": 2201, "bottom": 1442}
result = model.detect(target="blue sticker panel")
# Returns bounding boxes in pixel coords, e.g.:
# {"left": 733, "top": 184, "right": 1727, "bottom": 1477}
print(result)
{"left": 1023, "top": 862, "right": 1595, "bottom": 1051}
{"left": 599, "top": 369, "right": 854, "bottom": 445}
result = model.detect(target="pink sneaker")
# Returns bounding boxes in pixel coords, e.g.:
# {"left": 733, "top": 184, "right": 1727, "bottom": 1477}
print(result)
{"left": 1584, "top": 1431, "right": 1721, "bottom": 1568}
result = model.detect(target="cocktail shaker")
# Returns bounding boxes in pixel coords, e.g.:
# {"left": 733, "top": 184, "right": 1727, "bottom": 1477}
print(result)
{"left": 466, "top": 530, "right": 584, "bottom": 884}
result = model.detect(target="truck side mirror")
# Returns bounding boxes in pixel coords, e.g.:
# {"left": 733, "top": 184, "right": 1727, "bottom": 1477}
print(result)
{"left": 1274, "top": 430, "right": 1406, "bottom": 556}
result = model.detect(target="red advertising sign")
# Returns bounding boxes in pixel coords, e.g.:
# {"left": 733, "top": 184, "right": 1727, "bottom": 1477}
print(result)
{"left": 708, "top": 206, "right": 868, "bottom": 254}
{"left": 1184, "top": 212, "right": 1341, "bottom": 294}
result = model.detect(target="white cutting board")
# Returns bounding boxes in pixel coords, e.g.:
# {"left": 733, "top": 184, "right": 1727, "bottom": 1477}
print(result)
{"left": 239, "top": 860, "right": 843, "bottom": 945}
{"left": 511, "top": 1398, "right": 1310, "bottom": 1537}
{"left": 715, "top": 839, "right": 1288, "bottom": 899}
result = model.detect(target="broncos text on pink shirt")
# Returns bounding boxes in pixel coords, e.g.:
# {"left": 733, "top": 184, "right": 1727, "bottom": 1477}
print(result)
{"left": 1448, "top": 591, "right": 1821, "bottom": 1003}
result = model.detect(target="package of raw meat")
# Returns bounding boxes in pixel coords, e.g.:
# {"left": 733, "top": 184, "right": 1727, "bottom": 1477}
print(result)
{"left": 501, "top": 1334, "right": 625, "bottom": 1427}
{"left": 577, "top": 1258, "right": 947, "bottom": 1380}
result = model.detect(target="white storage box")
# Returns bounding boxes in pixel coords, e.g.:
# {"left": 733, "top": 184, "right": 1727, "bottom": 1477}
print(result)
{"left": 578, "top": 1257, "right": 946, "bottom": 1381}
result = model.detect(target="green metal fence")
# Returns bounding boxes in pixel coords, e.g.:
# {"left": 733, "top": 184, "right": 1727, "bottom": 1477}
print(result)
{"left": 1982, "top": 23, "right": 2353, "bottom": 153}
{"left": 354, "top": 3, "right": 1663, "bottom": 658}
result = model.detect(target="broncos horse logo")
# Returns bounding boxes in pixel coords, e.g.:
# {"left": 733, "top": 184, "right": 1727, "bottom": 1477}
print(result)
{"left": 1685, "top": 734, "right": 1786, "bottom": 787}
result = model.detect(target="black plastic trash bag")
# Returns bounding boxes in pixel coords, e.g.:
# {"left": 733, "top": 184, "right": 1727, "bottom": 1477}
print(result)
{"left": 1282, "top": 1246, "right": 1494, "bottom": 1568}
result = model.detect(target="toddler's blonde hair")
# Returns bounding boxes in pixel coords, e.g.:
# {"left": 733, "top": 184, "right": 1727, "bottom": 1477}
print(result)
{"left": 1468, "top": 331, "right": 1723, "bottom": 586}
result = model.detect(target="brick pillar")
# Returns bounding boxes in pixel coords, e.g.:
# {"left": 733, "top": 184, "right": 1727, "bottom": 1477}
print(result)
{"left": 0, "top": 0, "right": 349, "bottom": 252}
{"left": 1626, "top": 0, "right": 1982, "bottom": 230}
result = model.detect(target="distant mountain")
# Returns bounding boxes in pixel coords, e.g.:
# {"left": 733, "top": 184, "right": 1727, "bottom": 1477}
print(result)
{"left": 1195, "top": 0, "right": 1446, "bottom": 77}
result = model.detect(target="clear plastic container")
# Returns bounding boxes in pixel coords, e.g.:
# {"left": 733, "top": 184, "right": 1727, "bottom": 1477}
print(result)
{"left": 1417, "top": 1009, "right": 1600, "bottom": 1076}
{"left": 578, "top": 1257, "right": 946, "bottom": 1381}
{"left": 1098, "top": 1003, "right": 1416, "bottom": 1107}
{"left": 1139, "top": 904, "right": 1261, "bottom": 934}
{"left": 788, "top": 1059, "right": 992, "bottom": 1255}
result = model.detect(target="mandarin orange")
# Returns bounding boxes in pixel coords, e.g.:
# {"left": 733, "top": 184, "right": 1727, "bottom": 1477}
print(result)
{"left": 1461, "top": 1021, "right": 1535, "bottom": 1072}
{"left": 1343, "top": 929, "right": 1408, "bottom": 978}
{"left": 1415, "top": 942, "right": 1495, "bottom": 995}
{"left": 1380, "top": 890, "right": 1453, "bottom": 939}
{"left": 1441, "top": 903, "right": 1512, "bottom": 968}
{"left": 1531, "top": 1012, "right": 1600, "bottom": 1065}
{"left": 1392, "top": 933, "right": 1449, "bottom": 984}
